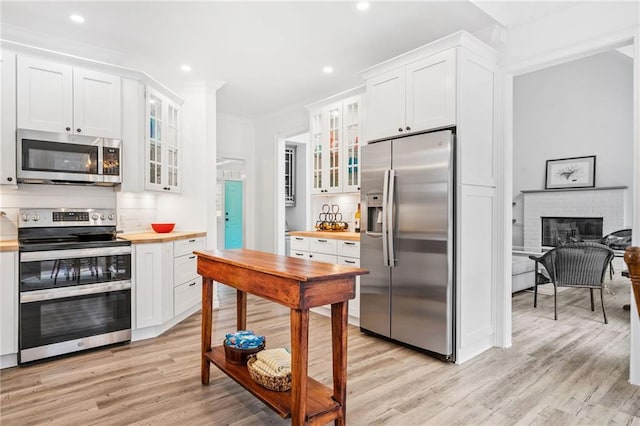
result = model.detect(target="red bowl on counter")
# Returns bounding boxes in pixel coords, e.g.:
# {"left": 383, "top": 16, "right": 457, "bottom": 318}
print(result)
{"left": 151, "top": 223, "right": 175, "bottom": 233}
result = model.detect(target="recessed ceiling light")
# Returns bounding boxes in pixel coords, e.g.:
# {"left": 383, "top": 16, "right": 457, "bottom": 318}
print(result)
{"left": 356, "top": 2, "right": 370, "bottom": 11}
{"left": 180, "top": 64, "right": 192, "bottom": 72}
{"left": 323, "top": 66, "right": 334, "bottom": 74}
{"left": 70, "top": 14, "right": 85, "bottom": 24}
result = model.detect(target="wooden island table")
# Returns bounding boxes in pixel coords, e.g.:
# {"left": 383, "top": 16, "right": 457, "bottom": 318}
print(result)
{"left": 195, "top": 248, "right": 368, "bottom": 426}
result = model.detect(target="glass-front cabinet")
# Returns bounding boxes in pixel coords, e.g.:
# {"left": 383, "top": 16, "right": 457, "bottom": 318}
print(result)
{"left": 145, "top": 87, "right": 181, "bottom": 193}
{"left": 309, "top": 92, "right": 362, "bottom": 195}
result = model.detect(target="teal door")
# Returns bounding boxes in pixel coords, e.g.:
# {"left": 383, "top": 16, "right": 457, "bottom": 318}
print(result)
{"left": 224, "top": 180, "right": 243, "bottom": 249}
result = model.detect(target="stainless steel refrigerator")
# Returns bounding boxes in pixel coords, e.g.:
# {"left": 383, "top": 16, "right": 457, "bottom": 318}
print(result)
{"left": 360, "top": 129, "right": 455, "bottom": 361}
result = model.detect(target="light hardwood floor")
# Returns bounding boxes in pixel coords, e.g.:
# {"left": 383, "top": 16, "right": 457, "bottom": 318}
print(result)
{"left": 1, "top": 271, "right": 639, "bottom": 425}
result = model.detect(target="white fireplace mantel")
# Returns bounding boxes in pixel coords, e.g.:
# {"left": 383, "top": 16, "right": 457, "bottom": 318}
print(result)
{"left": 522, "top": 186, "right": 628, "bottom": 248}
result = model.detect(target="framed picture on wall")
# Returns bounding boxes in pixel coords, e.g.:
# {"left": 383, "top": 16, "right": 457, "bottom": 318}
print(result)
{"left": 545, "top": 155, "right": 596, "bottom": 190}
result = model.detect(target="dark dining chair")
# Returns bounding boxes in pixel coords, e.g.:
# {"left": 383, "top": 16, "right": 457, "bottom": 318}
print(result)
{"left": 529, "top": 242, "right": 614, "bottom": 324}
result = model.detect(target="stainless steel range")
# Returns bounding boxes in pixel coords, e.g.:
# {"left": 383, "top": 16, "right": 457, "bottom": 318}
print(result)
{"left": 18, "top": 208, "right": 132, "bottom": 364}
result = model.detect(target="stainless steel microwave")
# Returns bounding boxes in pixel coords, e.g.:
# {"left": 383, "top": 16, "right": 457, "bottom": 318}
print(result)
{"left": 17, "top": 129, "right": 121, "bottom": 186}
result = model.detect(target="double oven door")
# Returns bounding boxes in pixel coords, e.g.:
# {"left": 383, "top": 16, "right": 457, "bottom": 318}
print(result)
{"left": 19, "top": 245, "right": 132, "bottom": 363}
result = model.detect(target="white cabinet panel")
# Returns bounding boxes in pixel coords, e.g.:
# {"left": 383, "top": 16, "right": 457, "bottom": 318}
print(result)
{"left": 174, "top": 252, "right": 198, "bottom": 286}
{"left": 406, "top": 49, "right": 456, "bottom": 132}
{"left": 290, "top": 250, "right": 310, "bottom": 259}
{"left": 174, "top": 279, "right": 201, "bottom": 316}
{"left": 290, "top": 236, "right": 309, "bottom": 252}
{"left": 0, "top": 252, "right": 18, "bottom": 356}
{"left": 135, "top": 242, "right": 172, "bottom": 329}
{"left": 17, "top": 56, "right": 73, "bottom": 133}
{"left": 1, "top": 50, "right": 17, "bottom": 185}
{"left": 365, "top": 69, "right": 405, "bottom": 141}
{"left": 17, "top": 56, "right": 122, "bottom": 139}
{"left": 309, "top": 237, "right": 338, "bottom": 255}
{"left": 337, "top": 240, "right": 360, "bottom": 258}
{"left": 73, "top": 67, "right": 122, "bottom": 138}
{"left": 174, "top": 237, "right": 205, "bottom": 257}
{"left": 338, "top": 256, "right": 360, "bottom": 319}
{"left": 309, "top": 252, "right": 337, "bottom": 264}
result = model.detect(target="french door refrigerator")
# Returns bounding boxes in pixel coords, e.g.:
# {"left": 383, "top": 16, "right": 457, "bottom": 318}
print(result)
{"left": 360, "top": 129, "right": 455, "bottom": 361}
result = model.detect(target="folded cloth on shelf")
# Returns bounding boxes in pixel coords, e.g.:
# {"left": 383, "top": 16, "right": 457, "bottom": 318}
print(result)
{"left": 256, "top": 348, "right": 291, "bottom": 374}
{"left": 224, "top": 330, "right": 265, "bottom": 349}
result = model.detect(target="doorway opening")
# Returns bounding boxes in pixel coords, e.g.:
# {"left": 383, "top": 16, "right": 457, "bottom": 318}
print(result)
{"left": 276, "top": 131, "right": 310, "bottom": 255}
{"left": 216, "top": 157, "right": 246, "bottom": 249}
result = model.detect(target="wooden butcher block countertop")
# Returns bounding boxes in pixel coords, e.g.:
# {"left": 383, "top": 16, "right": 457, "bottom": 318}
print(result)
{"left": 119, "top": 231, "right": 206, "bottom": 244}
{"left": 0, "top": 240, "right": 19, "bottom": 251}
{"left": 289, "top": 230, "right": 360, "bottom": 241}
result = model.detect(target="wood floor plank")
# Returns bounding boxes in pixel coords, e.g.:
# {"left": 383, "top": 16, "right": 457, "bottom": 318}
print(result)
{"left": 1, "top": 273, "right": 638, "bottom": 425}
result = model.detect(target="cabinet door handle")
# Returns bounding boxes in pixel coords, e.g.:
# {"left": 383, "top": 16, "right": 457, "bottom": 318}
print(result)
{"left": 295, "top": 237, "right": 304, "bottom": 241}
{"left": 344, "top": 260, "right": 356, "bottom": 264}
{"left": 76, "top": 128, "right": 82, "bottom": 133}
{"left": 398, "top": 127, "right": 403, "bottom": 132}
{"left": 189, "top": 282, "right": 196, "bottom": 287}
{"left": 188, "top": 239, "right": 196, "bottom": 242}
{"left": 406, "top": 126, "right": 411, "bottom": 131}
{"left": 318, "top": 239, "right": 328, "bottom": 243}
{"left": 189, "top": 255, "right": 196, "bottom": 259}
{"left": 6, "top": 177, "right": 12, "bottom": 182}
{"left": 66, "top": 127, "right": 71, "bottom": 131}
{"left": 344, "top": 242, "right": 356, "bottom": 245}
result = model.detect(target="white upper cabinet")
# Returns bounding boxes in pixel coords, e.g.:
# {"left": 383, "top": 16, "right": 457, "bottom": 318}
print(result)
{"left": 0, "top": 50, "right": 17, "bottom": 185}
{"left": 364, "top": 48, "right": 456, "bottom": 141}
{"left": 309, "top": 92, "right": 363, "bottom": 195}
{"left": 145, "top": 87, "right": 181, "bottom": 193}
{"left": 17, "top": 56, "right": 121, "bottom": 139}
{"left": 72, "top": 67, "right": 122, "bottom": 138}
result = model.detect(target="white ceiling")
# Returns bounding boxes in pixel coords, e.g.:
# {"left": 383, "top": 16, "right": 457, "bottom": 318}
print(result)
{"left": 0, "top": 1, "right": 582, "bottom": 119}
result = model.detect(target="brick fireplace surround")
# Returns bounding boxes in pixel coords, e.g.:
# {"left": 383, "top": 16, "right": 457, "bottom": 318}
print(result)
{"left": 522, "top": 186, "right": 628, "bottom": 248}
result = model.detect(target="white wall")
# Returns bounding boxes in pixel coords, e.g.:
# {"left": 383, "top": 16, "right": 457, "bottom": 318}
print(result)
{"left": 512, "top": 50, "right": 634, "bottom": 245}
{"left": 217, "top": 113, "right": 256, "bottom": 249}
{"left": 156, "top": 84, "right": 219, "bottom": 250}
{"left": 504, "top": 0, "right": 639, "bottom": 385}
{"left": 254, "top": 106, "right": 308, "bottom": 252}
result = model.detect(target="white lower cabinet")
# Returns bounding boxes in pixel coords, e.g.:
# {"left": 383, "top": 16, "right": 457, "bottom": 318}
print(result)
{"left": 134, "top": 242, "right": 172, "bottom": 329}
{"left": 133, "top": 236, "right": 205, "bottom": 336}
{"left": 0, "top": 251, "right": 18, "bottom": 361}
{"left": 289, "top": 236, "right": 360, "bottom": 323}
{"left": 173, "top": 237, "right": 205, "bottom": 316}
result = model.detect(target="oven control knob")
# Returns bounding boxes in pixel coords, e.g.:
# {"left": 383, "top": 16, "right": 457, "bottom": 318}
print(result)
{"left": 21, "top": 213, "right": 30, "bottom": 222}
{"left": 108, "top": 214, "right": 114, "bottom": 221}
{"left": 32, "top": 214, "right": 40, "bottom": 222}
{"left": 92, "top": 213, "right": 100, "bottom": 221}
{"left": 101, "top": 214, "right": 106, "bottom": 220}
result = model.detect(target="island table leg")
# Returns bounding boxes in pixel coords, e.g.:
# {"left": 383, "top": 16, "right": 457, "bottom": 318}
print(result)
{"left": 237, "top": 290, "right": 247, "bottom": 331}
{"left": 290, "top": 308, "right": 309, "bottom": 426}
{"left": 201, "top": 277, "right": 213, "bottom": 385}
{"left": 331, "top": 301, "right": 349, "bottom": 426}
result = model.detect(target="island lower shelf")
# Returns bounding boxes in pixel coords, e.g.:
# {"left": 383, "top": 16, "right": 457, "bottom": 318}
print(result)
{"left": 206, "top": 345, "right": 340, "bottom": 420}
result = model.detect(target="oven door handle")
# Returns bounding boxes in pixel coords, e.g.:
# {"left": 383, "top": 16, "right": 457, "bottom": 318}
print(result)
{"left": 20, "top": 280, "right": 131, "bottom": 303}
{"left": 20, "top": 246, "right": 131, "bottom": 262}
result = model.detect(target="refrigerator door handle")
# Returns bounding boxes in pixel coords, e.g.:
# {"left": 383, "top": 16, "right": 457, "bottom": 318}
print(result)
{"left": 382, "top": 169, "right": 390, "bottom": 266}
{"left": 387, "top": 169, "right": 396, "bottom": 267}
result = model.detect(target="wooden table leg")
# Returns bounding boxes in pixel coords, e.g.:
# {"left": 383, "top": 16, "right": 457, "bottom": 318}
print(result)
{"left": 331, "top": 300, "right": 349, "bottom": 426}
{"left": 237, "top": 290, "right": 247, "bottom": 331}
{"left": 201, "top": 277, "right": 213, "bottom": 385}
{"left": 290, "top": 308, "right": 309, "bottom": 426}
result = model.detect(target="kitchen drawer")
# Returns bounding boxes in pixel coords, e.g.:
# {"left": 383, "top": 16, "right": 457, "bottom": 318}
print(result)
{"left": 290, "top": 250, "right": 311, "bottom": 259}
{"left": 174, "top": 237, "right": 205, "bottom": 258}
{"left": 174, "top": 253, "right": 198, "bottom": 287}
{"left": 338, "top": 256, "right": 360, "bottom": 267}
{"left": 174, "top": 278, "right": 201, "bottom": 316}
{"left": 309, "top": 238, "right": 338, "bottom": 255}
{"left": 309, "top": 252, "right": 338, "bottom": 264}
{"left": 337, "top": 240, "right": 360, "bottom": 259}
{"left": 290, "top": 236, "right": 309, "bottom": 252}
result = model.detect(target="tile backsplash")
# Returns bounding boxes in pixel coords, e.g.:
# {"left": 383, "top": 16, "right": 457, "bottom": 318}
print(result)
{"left": 311, "top": 193, "right": 360, "bottom": 231}
{"left": 116, "top": 192, "right": 158, "bottom": 233}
